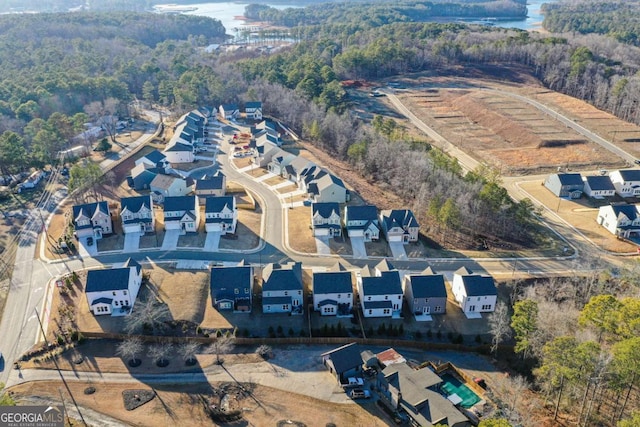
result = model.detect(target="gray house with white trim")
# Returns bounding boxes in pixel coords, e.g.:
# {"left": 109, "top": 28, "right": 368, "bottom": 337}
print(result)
{"left": 544, "top": 173, "right": 584, "bottom": 198}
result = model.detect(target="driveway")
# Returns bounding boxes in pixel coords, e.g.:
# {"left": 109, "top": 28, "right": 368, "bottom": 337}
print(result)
{"left": 315, "top": 236, "right": 331, "bottom": 255}
{"left": 388, "top": 241, "right": 407, "bottom": 260}
{"left": 123, "top": 232, "right": 142, "bottom": 253}
{"left": 161, "top": 229, "right": 181, "bottom": 251}
{"left": 204, "top": 231, "right": 221, "bottom": 252}
{"left": 350, "top": 236, "right": 367, "bottom": 259}
{"left": 77, "top": 237, "right": 97, "bottom": 257}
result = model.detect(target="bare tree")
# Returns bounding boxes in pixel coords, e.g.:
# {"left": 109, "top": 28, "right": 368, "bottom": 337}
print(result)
{"left": 147, "top": 342, "right": 173, "bottom": 367}
{"left": 116, "top": 336, "right": 144, "bottom": 366}
{"left": 488, "top": 301, "right": 512, "bottom": 358}
{"left": 207, "top": 334, "right": 235, "bottom": 365}
{"left": 84, "top": 98, "right": 121, "bottom": 143}
{"left": 124, "top": 298, "right": 171, "bottom": 335}
{"left": 178, "top": 340, "right": 201, "bottom": 365}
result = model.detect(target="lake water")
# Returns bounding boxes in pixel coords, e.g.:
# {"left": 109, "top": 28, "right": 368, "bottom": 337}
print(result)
{"left": 167, "top": 0, "right": 556, "bottom": 35}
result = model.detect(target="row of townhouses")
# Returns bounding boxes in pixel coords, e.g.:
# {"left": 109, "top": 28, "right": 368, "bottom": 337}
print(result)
{"left": 86, "top": 259, "right": 496, "bottom": 319}
{"left": 545, "top": 169, "right": 640, "bottom": 199}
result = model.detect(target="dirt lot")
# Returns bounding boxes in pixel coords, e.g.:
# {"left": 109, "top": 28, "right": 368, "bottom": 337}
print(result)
{"left": 519, "top": 181, "right": 638, "bottom": 253}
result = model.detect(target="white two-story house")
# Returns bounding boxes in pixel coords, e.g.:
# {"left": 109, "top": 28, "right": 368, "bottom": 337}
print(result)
{"left": 163, "top": 195, "right": 200, "bottom": 233}
{"left": 379, "top": 209, "right": 419, "bottom": 244}
{"left": 244, "top": 101, "right": 263, "bottom": 120}
{"left": 262, "top": 262, "right": 303, "bottom": 314}
{"left": 451, "top": 267, "right": 497, "bottom": 316}
{"left": 597, "top": 204, "right": 640, "bottom": 238}
{"left": 311, "top": 202, "right": 342, "bottom": 237}
{"left": 610, "top": 169, "right": 640, "bottom": 198}
{"left": 344, "top": 205, "right": 379, "bottom": 242}
{"left": 313, "top": 270, "right": 353, "bottom": 316}
{"left": 205, "top": 196, "right": 237, "bottom": 234}
{"left": 85, "top": 258, "right": 142, "bottom": 316}
{"left": 357, "top": 263, "right": 403, "bottom": 318}
{"left": 72, "top": 201, "right": 112, "bottom": 241}
{"left": 120, "top": 195, "right": 155, "bottom": 234}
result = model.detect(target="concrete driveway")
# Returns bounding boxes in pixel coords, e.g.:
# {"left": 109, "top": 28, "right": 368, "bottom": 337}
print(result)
{"left": 123, "top": 232, "right": 142, "bottom": 253}
{"left": 77, "top": 237, "right": 97, "bottom": 257}
{"left": 388, "top": 241, "right": 407, "bottom": 260}
{"left": 350, "top": 236, "right": 367, "bottom": 259}
{"left": 161, "top": 229, "right": 181, "bottom": 251}
{"left": 315, "top": 236, "right": 331, "bottom": 255}
{"left": 204, "top": 231, "right": 221, "bottom": 252}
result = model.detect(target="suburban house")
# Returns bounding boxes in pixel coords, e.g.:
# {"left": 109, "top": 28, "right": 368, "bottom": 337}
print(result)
{"left": 85, "top": 259, "right": 142, "bottom": 316}
{"left": 134, "top": 149, "right": 169, "bottom": 172}
{"left": 244, "top": 101, "right": 263, "bottom": 120}
{"left": 377, "top": 362, "right": 471, "bottom": 427}
{"left": 120, "top": 195, "right": 155, "bottom": 234}
{"left": 403, "top": 267, "right": 448, "bottom": 316}
{"left": 128, "top": 162, "right": 162, "bottom": 191}
{"left": 253, "top": 119, "right": 280, "bottom": 141}
{"left": 268, "top": 153, "right": 296, "bottom": 176}
{"left": 344, "top": 205, "right": 379, "bottom": 242}
{"left": 312, "top": 270, "right": 353, "bottom": 316}
{"left": 149, "top": 174, "right": 189, "bottom": 203}
{"left": 597, "top": 204, "right": 640, "bottom": 238}
{"left": 253, "top": 143, "right": 284, "bottom": 168}
{"left": 583, "top": 175, "right": 616, "bottom": 199}
{"left": 72, "top": 201, "right": 112, "bottom": 240}
{"left": 311, "top": 202, "right": 342, "bottom": 237}
{"left": 321, "top": 342, "right": 364, "bottom": 385}
{"left": 195, "top": 172, "right": 226, "bottom": 199}
{"left": 308, "top": 173, "right": 348, "bottom": 204}
{"left": 609, "top": 169, "right": 640, "bottom": 198}
{"left": 261, "top": 262, "right": 303, "bottom": 314}
{"left": 163, "top": 195, "right": 200, "bottom": 233}
{"left": 219, "top": 103, "right": 239, "bottom": 120}
{"left": 544, "top": 173, "right": 584, "bottom": 198}
{"left": 283, "top": 156, "right": 315, "bottom": 182}
{"left": 162, "top": 110, "right": 206, "bottom": 164}
{"left": 204, "top": 196, "right": 237, "bottom": 234}
{"left": 299, "top": 166, "right": 327, "bottom": 192}
{"left": 451, "top": 267, "right": 497, "bottom": 315}
{"left": 210, "top": 263, "right": 253, "bottom": 312}
{"left": 357, "top": 264, "right": 403, "bottom": 318}
{"left": 379, "top": 209, "right": 420, "bottom": 244}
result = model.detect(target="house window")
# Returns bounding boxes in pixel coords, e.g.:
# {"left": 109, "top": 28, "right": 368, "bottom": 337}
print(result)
{"left": 282, "top": 304, "right": 289, "bottom": 311}
{"left": 265, "top": 306, "right": 270, "bottom": 311}
{"left": 368, "top": 310, "right": 372, "bottom": 315}
{"left": 234, "top": 289, "right": 239, "bottom": 294}
{"left": 338, "top": 294, "right": 341, "bottom": 298}
{"left": 284, "top": 291, "right": 288, "bottom": 296}
{"left": 245, "top": 289, "right": 249, "bottom": 294}
{"left": 469, "top": 305, "right": 476, "bottom": 312}
{"left": 112, "top": 292, "right": 116, "bottom": 296}
{"left": 123, "top": 291, "right": 127, "bottom": 295}
{"left": 367, "top": 296, "right": 371, "bottom": 301}
{"left": 434, "top": 306, "right": 442, "bottom": 312}
{"left": 114, "top": 301, "right": 119, "bottom": 306}
{"left": 385, "top": 295, "right": 388, "bottom": 300}
{"left": 482, "top": 304, "right": 492, "bottom": 310}
{"left": 298, "top": 290, "right": 302, "bottom": 295}
{"left": 383, "top": 309, "right": 390, "bottom": 314}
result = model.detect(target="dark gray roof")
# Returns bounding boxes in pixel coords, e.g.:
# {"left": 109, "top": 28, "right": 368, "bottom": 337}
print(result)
{"left": 345, "top": 205, "right": 378, "bottom": 222}
{"left": 121, "top": 195, "right": 153, "bottom": 214}
{"left": 383, "top": 363, "right": 442, "bottom": 404}
{"left": 143, "top": 150, "right": 167, "bottom": 164}
{"left": 164, "top": 195, "right": 197, "bottom": 212}
{"left": 313, "top": 271, "right": 352, "bottom": 295}
{"left": 608, "top": 204, "right": 640, "bottom": 222}
{"left": 245, "top": 101, "right": 262, "bottom": 109}
{"left": 556, "top": 173, "right": 583, "bottom": 186}
{"left": 321, "top": 343, "right": 363, "bottom": 374}
{"left": 361, "top": 272, "right": 402, "bottom": 296}
{"left": 205, "top": 196, "right": 234, "bottom": 213}
{"left": 454, "top": 266, "right": 474, "bottom": 276}
{"left": 90, "top": 297, "right": 112, "bottom": 306}
{"left": 72, "top": 201, "right": 109, "bottom": 230}
{"left": 262, "top": 262, "right": 302, "bottom": 292}
{"left": 380, "top": 209, "right": 419, "bottom": 230}
{"left": 585, "top": 175, "right": 615, "bottom": 191}
{"left": 221, "top": 103, "right": 238, "bottom": 111}
{"left": 317, "top": 173, "right": 345, "bottom": 191}
{"left": 165, "top": 142, "right": 193, "bottom": 152}
{"left": 375, "top": 259, "right": 395, "bottom": 273}
{"left": 210, "top": 266, "right": 252, "bottom": 300}
{"left": 462, "top": 275, "right": 497, "bottom": 297}
{"left": 617, "top": 169, "right": 640, "bottom": 181}
{"left": 308, "top": 183, "right": 319, "bottom": 195}
{"left": 407, "top": 274, "right": 447, "bottom": 298}
{"left": 86, "top": 268, "right": 131, "bottom": 292}
{"left": 318, "top": 299, "right": 338, "bottom": 307}
{"left": 312, "top": 202, "right": 340, "bottom": 219}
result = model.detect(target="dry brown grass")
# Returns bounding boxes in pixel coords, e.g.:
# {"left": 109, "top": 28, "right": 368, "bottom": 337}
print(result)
{"left": 286, "top": 206, "right": 316, "bottom": 253}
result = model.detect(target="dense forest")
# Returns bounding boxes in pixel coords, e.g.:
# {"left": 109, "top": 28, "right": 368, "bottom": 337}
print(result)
{"left": 543, "top": 0, "right": 640, "bottom": 46}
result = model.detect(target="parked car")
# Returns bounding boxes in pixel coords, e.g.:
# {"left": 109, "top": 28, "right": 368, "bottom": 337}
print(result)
{"left": 349, "top": 388, "right": 371, "bottom": 399}
{"left": 347, "top": 377, "right": 364, "bottom": 387}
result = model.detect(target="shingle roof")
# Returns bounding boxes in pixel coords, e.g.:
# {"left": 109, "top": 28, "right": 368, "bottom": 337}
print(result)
{"left": 205, "top": 196, "right": 234, "bottom": 213}
{"left": 210, "top": 266, "right": 252, "bottom": 300}
{"left": 361, "top": 271, "right": 402, "bottom": 296}
{"left": 312, "top": 202, "right": 340, "bottom": 219}
{"left": 462, "top": 275, "right": 497, "bottom": 297}
{"left": 406, "top": 274, "right": 447, "bottom": 299}
{"left": 313, "top": 271, "right": 352, "bottom": 295}
{"left": 608, "top": 204, "right": 640, "bottom": 222}
{"left": 317, "top": 173, "right": 345, "bottom": 191}
{"left": 556, "top": 173, "right": 584, "bottom": 186}
{"left": 380, "top": 209, "right": 419, "bottom": 230}
{"left": 375, "top": 259, "right": 396, "bottom": 273}
{"left": 321, "top": 343, "right": 363, "bottom": 374}
{"left": 345, "top": 205, "right": 378, "bottom": 222}
{"left": 165, "top": 141, "right": 193, "bottom": 152}
{"left": 262, "top": 262, "right": 302, "bottom": 292}
{"left": 86, "top": 268, "right": 131, "bottom": 292}
{"left": 143, "top": 150, "right": 167, "bottom": 164}
{"left": 121, "top": 195, "right": 152, "bottom": 215}
{"left": 616, "top": 169, "right": 640, "bottom": 181}
{"left": 150, "top": 174, "right": 183, "bottom": 190}
{"left": 245, "top": 101, "right": 262, "bottom": 109}
{"left": 72, "top": 201, "right": 109, "bottom": 230}
{"left": 585, "top": 175, "right": 615, "bottom": 191}
{"left": 90, "top": 297, "right": 113, "bottom": 306}
{"left": 196, "top": 175, "right": 225, "bottom": 191}
{"left": 164, "top": 195, "right": 197, "bottom": 212}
